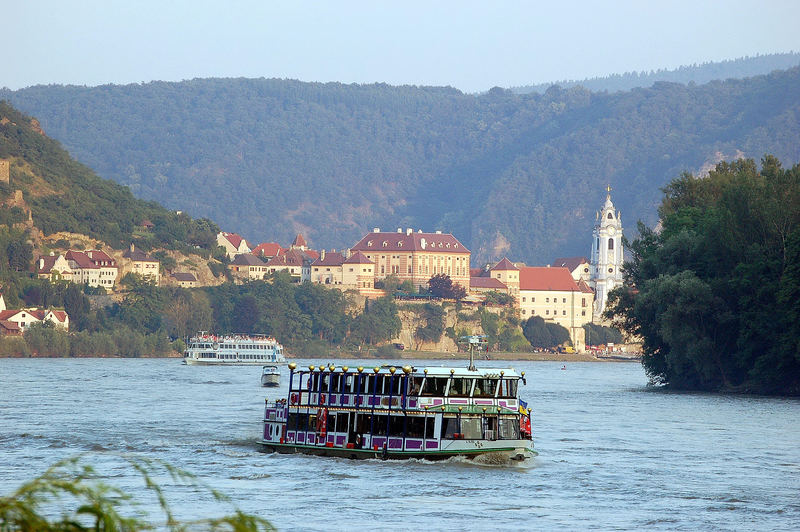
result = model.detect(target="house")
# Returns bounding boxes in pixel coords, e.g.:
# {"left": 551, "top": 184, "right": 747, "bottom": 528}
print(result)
{"left": 487, "top": 257, "right": 520, "bottom": 299}
{"left": 349, "top": 228, "right": 471, "bottom": 292}
{"left": 229, "top": 254, "right": 268, "bottom": 281}
{"left": 518, "top": 266, "right": 594, "bottom": 351}
{"left": 469, "top": 275, "right": 509, "bottom": 294}
{"left": 553, "top": 256, "right": 591, "bottom": 283}
{"left": 85, "top": 250, "right": 118, "bottom": 289}
{"left": 0, "top": 307, "right": 70, "bottom": 334}
{"left": 122, "top": 244, "right": 160, "bottom": 285}
{"left": 310, "top": 251, "right": 345, "bottom": 285}
{"left": 37, "top": 254, "right": 74, "bottom": 282}
{"left": 64, "top": 250, "right": 118, "bottom": 289}
{"left": 170, "top": 272, "right": 198, "bottom": 288}
{"left": 265, "top": 249, "right": 314, "bottom": 281}
{"left": 251, "top": 242, "right": 284, "bottom": 261}
{"left": 217, "top": 232, "right": 251, "bottom": 259}
{"left": 341, "top": 252, "right": 377, "bottom": 293}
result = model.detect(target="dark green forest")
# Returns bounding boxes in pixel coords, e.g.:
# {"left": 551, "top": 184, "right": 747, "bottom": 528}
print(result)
{"left": 512, "top": 52, "right": 800, "bottom": 94}
{"left": 3, "top": 66, "right": 799, "bottom": 264}
{"left": 607, "top": 156, "right": 800, "bottom": 395}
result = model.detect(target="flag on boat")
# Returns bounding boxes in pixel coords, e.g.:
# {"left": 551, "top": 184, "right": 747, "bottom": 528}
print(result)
{"left": 519, "top": 399, "right": 529, "bottom": 415}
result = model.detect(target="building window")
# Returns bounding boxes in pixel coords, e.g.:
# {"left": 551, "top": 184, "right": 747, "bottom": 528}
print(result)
{"left": 522, "top": 297, "right": 526, "bottom": 302}
{"left": 563, "top": 298, "right": 566, "bottom": 303}
{"left": 521, "top": 310, "right": 526, "bottom": 315}
{"left": 607, "top": 212, "right": 613, "bottom": 219}
{"left": 563, "top": 310, "right": 567, "bottom": 315}
{"left": 546, "top": 310, "right": 549, "bottom": 315}
{"left": 581, "top": 310, "right": 586, "bottom": 316}
{"left": 582, "top": 298, "right": 586, "bottom": 307}
{"left": 546, "top": 298, "right": 549, "bottom": 303}
{"left": 608, "top": 238, "right": 614, "bottom": 250}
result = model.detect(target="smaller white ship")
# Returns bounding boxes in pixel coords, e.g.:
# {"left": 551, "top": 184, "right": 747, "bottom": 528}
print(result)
{"left": 261, "top": 365, "right": 280, "bottom": 387}
{"left": 184, "top": 332, "right": 285, "bottom": 366}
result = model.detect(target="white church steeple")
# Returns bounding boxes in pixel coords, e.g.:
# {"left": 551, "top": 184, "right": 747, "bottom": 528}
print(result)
{"left": 590, "top": 185, "right": 624, "bottom": 320}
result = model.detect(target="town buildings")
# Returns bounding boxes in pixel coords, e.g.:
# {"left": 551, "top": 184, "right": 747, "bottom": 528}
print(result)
{"left": 349, "top": 228, "right": 471, "bottom": 292}
{"left": 122, "top": 244, "right": 161, "bottom": 285}
{"left": 0, "top": 294, "right": 69, "bottom": 335}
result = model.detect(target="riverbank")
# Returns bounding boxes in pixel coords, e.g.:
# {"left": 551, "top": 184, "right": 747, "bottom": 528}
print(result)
{"left": 329, "top": 349, "right": 641, "bottom": 363}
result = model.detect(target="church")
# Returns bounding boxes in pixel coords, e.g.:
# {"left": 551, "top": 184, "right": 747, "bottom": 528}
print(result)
{"left": 589, "top": 186, "right": 625, "bottom": 321}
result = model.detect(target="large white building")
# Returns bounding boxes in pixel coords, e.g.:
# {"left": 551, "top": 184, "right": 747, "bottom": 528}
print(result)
{"left": 590, "top": 186, "right": 624, "bottom": 320}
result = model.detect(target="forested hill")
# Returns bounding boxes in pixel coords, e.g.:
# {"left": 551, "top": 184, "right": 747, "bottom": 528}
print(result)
{"left": 3, "top": 67, "right": 799, "bottom": 264}
{"left": 0, "top": 101, "right": 219, "bottom": 253}
{"left": 512, "top": 52, "right": 800, "bottom": 94}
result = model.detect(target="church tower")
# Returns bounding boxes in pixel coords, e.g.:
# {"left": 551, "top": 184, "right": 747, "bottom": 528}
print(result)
{"left": 590, "top": 186, "right": 624, "bottom": 320}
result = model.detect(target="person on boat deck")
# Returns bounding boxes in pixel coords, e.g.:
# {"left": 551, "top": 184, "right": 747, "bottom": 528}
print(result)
{"left": 355, "top": 433, "right": 363, "bottom": 449}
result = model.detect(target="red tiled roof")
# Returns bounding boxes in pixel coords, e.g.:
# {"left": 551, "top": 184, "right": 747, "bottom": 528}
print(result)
{"left": 251, "top": 242, "right": 284, "bottom": 257}
{"left": 66, "top": 250, "right": 99, "bottom": 269}
{"left": 222, "top": 232, "right": 246, "bottom": 249}
{"left": 266, "top": 249, "right": 307, "bottom": 267}
{"left": 0, "top": 310, "right": 18, "bottom": 320}
{"left": 48, "top": 310, "right": 68, "bottom": 323}
{"left": 292, "top": 234, "right": 307, "bottom": 248}
{"left": 577, "top": 280, "right": 595, "bottom": 294}
{"left": 37, "top": 255, "right": 58, "bottom": 273}
{"left": 469, "top": 267, "right": 488, "bottom": 277}
{"left": 470, "top": 277, "right": 507, "bottom": 289}
{"left": 343, "top": 251, "right": 373, "bottom": 264}
{"left": 122, "top": 248, "right": 157, "bottom": 262}
{"left": 519, "top": 267, "right": 582, "bottom": 292}
{"left": 490, "top": 257, "right": 519, "bottom": 271}
{"left": 351, "top": 231, "right": 470, "bottom": 254}
{"left": 312, "top": 252, "right": 344, "bottom": 267}
{"left": 86, "top": 250, "right": 116, "bottom": 266}
{"left": 0, "top": 320, "right": 22, "bottom": 334}
{"left": 304, "top": 249, "right": 319, "bottom": 260}
{"left": 552, "top": 257, "right": 589, "bottom": 272}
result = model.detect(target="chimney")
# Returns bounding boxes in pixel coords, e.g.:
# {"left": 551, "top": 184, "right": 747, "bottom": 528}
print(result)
{"left": 397, "top": 228, "right": 402, "bottom": 233}
{"left": 39, "top": 258, "right": 44, "bottom": 269}
{"left": 130, "top": 243, "right": 135, "bottom": 253}
{"left": 320, "top": 249, "right": 326, "bottom": 260}
{"left": 406, "top": 227, "right": 412, "bottom": 235}
{"left": 435, "top": 230, "right": 442, "bottom": 234}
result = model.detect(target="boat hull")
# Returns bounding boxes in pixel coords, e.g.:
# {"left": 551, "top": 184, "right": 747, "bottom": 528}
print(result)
{"left": 258, "top": 441, "right": 536, "bottom": 462}
{"left": 185, "top": 359, "right": 281, "bottom": 366}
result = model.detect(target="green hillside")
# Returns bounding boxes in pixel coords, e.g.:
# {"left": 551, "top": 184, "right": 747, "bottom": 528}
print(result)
{"left": 0, "top": 101, "right": 219, "bottom": 253}
{"left": 3, "top": 67, "right": 799, "bottom": 264}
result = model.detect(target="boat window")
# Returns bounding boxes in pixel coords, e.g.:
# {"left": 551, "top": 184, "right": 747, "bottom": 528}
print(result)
{"left": 497, "top": 379, "right": 518, "bottom": 398}
{"left": 355, "top": 374, "right": 369, "bottom": 394}
{"left": 448, "top": 378, "right": 472, "bottom": 397}
{"left": 498, "top": 417, "right": 520, "bottom": 439}
{"left": 405, "top": 416, "right": 435, "bottom": 438}
{"left": 373, "top": 415, "right": 388, "bottom": 436}
{"left": 287, "top": 412, "right": 310, "bottom": 432}
{"left": 329, "top": 374, "right": 342, "bottom": 393}
{"left": 421, "top": 377, "right": 447, "bottom": 396}
{"left": 408, "top": 376, "right": 423, "bottom": 396}
{"left": 474, "top": 378, "right": 498, "bottom": 398}
{"left": 461, "top": 418, "right": 482, "bottom": 439}
{"left": 440, "top": 416, "right": 459, "bottom": 439}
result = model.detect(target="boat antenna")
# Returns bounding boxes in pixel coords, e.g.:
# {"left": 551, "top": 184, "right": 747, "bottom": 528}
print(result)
{"left": 459, "top": 335, "right": 487, "bottom": 371}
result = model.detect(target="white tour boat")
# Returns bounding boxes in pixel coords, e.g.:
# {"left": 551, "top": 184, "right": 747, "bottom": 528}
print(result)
{"left": 259, "top": 358, "right": 536, "bottom": 461}
{"left": 261, "top": 365, "right": 281, "bottom": 387}
{"left": 184, "top": 332, "right": 285, "bottom": 366}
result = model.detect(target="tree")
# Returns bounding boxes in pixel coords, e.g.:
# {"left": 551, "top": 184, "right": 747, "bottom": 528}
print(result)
{"left": 606, "top": 157, "right": 800, "bottom": 394}
{"left": 413, "top": 303, "right": 445, "bottom": 346}
{"left": 427, "top": 274, "right": 467, "bottom": 300}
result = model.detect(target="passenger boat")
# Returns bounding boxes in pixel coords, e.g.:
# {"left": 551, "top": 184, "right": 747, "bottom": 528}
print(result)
{"left": 183, "top": 332, "right": 285, "bottom": 365}
{"left": 261, "top": 365, "right": 280, "bottom": 387}
{"left": 259, "top": 362, "right": 535, "bottom": 461}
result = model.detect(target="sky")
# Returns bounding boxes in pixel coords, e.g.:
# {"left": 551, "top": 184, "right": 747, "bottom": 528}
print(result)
{"left": 4, "top": 0, "right": 800, "bottom": 93}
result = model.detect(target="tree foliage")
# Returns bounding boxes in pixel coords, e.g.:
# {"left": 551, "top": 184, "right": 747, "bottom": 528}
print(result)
{"left": 427, "top": 274, "right": 467, "bottom": 300}
{"left": 522, "top": 316, "right": 570, "bottom": 349}
{"left": 606, "top": 156, "right": 800, "bottom": 394}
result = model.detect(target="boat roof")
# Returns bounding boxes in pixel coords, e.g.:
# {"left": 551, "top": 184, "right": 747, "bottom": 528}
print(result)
{"left": 292, "top": 364, "right": 522, "bottom": 379}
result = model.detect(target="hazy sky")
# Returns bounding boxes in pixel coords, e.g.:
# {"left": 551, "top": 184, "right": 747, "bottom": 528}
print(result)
{"left": 5, "top": 1, "right": 800, "bottom": 93}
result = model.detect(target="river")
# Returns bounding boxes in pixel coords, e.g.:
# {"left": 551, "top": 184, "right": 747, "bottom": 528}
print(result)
{"left": 1, "top": 358, "right": 798, "bottom": 531}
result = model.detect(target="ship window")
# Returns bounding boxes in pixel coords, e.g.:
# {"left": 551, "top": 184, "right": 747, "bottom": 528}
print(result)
{"left": 474, "top": 378, "right": 498, "bottom": 398}
{"left": 408, "top": 376, "right": 424, "bottom": 395}
{"left": 461, "top": 418, "right": 482, "bottom": 439}
{"left": 448, "top": 378, "right": 472, "bottom": 397}
{"left": 499, "top": 417, "right": 520, "bottom": 440}
{"left": 421, "top": 377, "right": 447, "bottom": 396}
{"left": 441, "top": 416, "right": 463, "bottom": 439}
{"left": 497, "top": 379, "right": 518, "bottom": 398}
{"left": 405, "top": 416, "right": 435, "bottom": 438}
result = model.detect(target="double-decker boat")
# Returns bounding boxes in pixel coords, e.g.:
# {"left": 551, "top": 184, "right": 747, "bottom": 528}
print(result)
{"left": 183, "top": 332, "right": 285, "bottom": 365}
{"left": 259, "top": 362, "right": 535, "bottom": 461}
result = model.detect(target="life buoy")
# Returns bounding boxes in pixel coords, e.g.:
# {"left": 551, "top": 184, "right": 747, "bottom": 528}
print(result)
{"left": 290, "top": 393, "right": 298, "bottom": 405}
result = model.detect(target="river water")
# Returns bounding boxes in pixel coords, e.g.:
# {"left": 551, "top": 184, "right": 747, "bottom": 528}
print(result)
{"left": 1, "top": 358, "right": 798, "bottom": 531}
